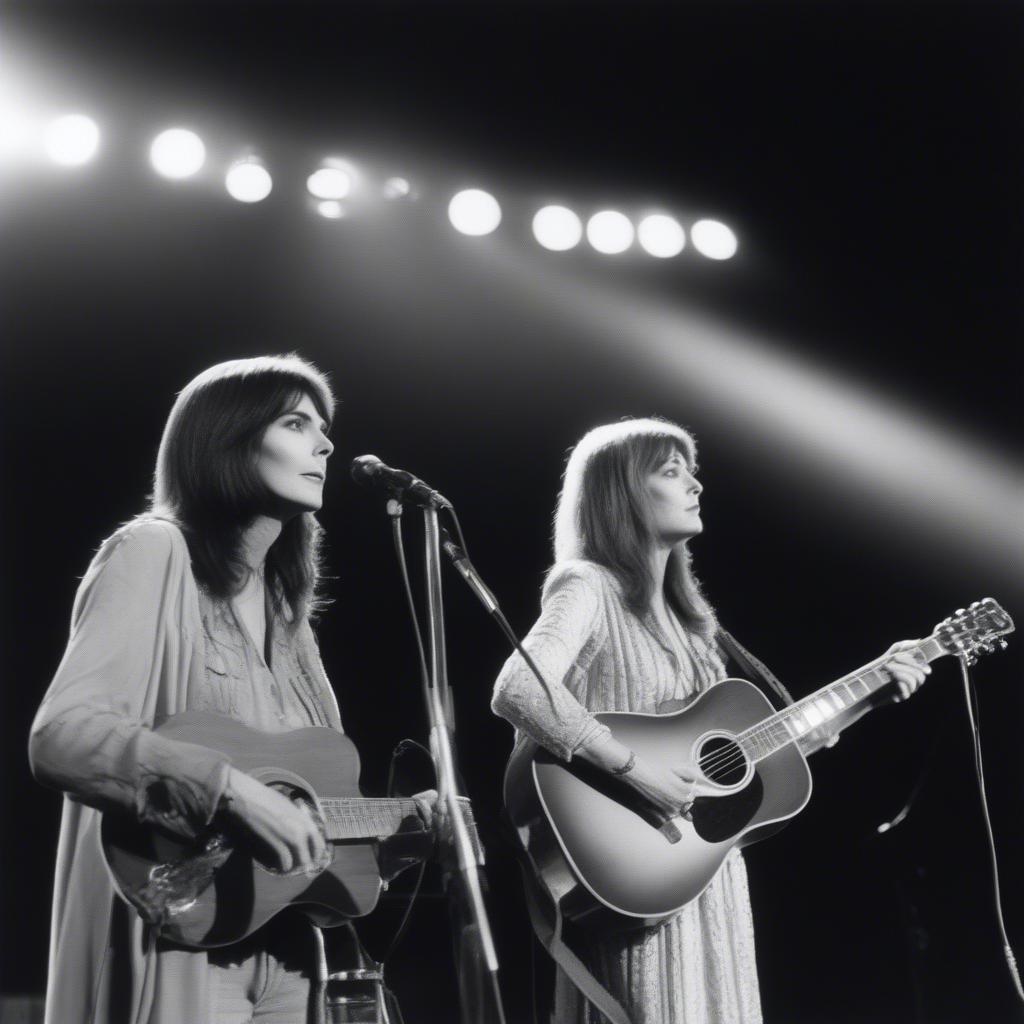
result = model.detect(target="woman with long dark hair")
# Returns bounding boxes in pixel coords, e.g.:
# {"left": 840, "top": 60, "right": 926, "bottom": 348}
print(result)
{"left": 492, "top": 417, "right": 928, "bottom": 1023}
{"left": 30, "top": 355, "right": 426, "bottom": 1024}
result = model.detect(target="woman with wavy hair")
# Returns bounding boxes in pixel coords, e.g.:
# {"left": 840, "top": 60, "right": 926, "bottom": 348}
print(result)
{"left": 492, "top": 417, "right": 927, "bottom": 1024}
{"left": 29, "top": 355, "right": 428, "bottom": 1024}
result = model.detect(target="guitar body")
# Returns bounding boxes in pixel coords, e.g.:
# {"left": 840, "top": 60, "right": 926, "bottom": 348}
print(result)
{"left": 505, "top": 678, "right": 812, "bottom": 929}
{"left": 102, "top": 711, "right": 386, "bottom": 948}
{"left": 504, "top": 599, "right": 1014, "bottom": 933}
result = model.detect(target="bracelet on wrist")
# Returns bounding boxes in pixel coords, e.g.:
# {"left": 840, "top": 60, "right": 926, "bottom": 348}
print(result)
{"left": 610, "top": 750, "right": 636, "bottom": 776}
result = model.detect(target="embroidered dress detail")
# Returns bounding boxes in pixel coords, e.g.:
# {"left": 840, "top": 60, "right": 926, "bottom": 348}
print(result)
{"left": 196, "top": 589, "right": 334, "bottom": 731}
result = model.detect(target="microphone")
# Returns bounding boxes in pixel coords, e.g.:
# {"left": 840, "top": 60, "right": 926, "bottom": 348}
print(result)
{"left": 350, "top": 455, "right": 451, "bottom": 509}
{"left": 441, "top": 530, "right": 499, "bottom": 614}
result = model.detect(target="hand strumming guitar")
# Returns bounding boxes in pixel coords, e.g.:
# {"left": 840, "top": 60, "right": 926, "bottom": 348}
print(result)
{"left": 221, "top": 768, "right": 328, "bottom": 873}
{"left": 576, "top": 731, "right": 714, "bottom": 822}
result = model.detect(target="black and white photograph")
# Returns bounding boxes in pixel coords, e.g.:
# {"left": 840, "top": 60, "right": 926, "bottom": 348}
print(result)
{"left": 2, "top": 2, "right": 1021, "bottom": 1022}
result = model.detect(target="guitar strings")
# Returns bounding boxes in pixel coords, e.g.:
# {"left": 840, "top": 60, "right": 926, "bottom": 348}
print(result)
{"left": 696, "top": 639, "right": 945, "bottom": 781}
{"left": 694, "top": 664, "right": 900, "bottom": 780}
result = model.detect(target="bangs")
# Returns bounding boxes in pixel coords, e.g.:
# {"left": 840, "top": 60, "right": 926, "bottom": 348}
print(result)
{"left": 282, "top": 382, "right": 334, "bottom": 431}
{"left": 622, "top": 428, "right": 696, "bottom": 478}
{"left": 634, "top": 431, "right": 694, "bottom": 472}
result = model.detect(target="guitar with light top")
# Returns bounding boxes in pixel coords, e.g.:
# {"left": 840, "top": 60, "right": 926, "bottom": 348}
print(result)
{"left": 101, "top": 712, "right": 480, "bottom": 948}
{"left": 505, "top": 599, "right": 1014, "bottom": 930}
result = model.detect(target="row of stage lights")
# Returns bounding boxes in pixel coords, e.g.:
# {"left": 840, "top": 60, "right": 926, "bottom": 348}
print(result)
{"left": 25, "top": 114, "right": 738, "bottom": 260}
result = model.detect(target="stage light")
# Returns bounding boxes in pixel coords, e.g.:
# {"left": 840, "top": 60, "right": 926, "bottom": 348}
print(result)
{"left": 383, "top": 176, "right": 411, "bottom": 199}
{"left": 149, "top": 128, "right": 205, "bottom": 179}
{"left": 317, "top": 200, "right": 345, "bottom": 219}
{"left": 691, "top": 219, "right": 738, "bottom": 260}
{"left": 307, "top": 166, "right": 351, "bottom": 200}
{"left": 44, "top": 114, "right": 99, "bottom": 166}
{"left": 448, "top": 189, "right": 501, "bottom": 236}
{"left": 225, "top": 159, "right": 273, "bottom": 203}
{"left": 532, "top": 206, "right": 583, "bottom": 252}
{"left": 586, "top": 210, "right": 634, "bottom": 255}
{"left": 638, "top": 214, "right": 685, "bottom": 258}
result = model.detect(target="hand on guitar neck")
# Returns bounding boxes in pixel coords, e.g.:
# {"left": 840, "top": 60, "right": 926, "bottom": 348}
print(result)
{"left": 880, "top": 639, "right": 932, "bottom": 703}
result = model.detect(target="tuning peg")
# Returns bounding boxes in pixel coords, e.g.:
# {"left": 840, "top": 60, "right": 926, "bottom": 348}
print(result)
{"left": 999, "top": 639, "right": 1008, "bottom": 650}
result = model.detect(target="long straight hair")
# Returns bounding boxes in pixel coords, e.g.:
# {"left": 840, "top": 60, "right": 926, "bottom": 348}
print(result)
{"left": 148, "top": 354, "right": 335, "bottom": 629}
{"left": 552, "top": 417, "right": 718, "bottom": 640}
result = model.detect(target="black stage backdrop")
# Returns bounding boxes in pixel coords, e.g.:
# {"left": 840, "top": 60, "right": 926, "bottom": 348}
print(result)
{"left": 2, "top": 3, "right": 1022, "bottom": 1022}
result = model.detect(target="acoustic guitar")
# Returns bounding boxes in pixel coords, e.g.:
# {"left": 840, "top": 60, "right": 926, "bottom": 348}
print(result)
{"left": 101, "top": 711, "right": 479, "bottom": 948}
{"left": 504, "top": 599, "right": 1014, "bottom": 931}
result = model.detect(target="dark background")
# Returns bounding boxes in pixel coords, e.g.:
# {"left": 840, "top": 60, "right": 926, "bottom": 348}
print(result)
{"left": 2, "top": 2, "right": 1022, "bottom": 1022}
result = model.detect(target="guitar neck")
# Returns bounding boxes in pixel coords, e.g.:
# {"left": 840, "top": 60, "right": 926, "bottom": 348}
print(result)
{"left": 319, "top": 798, "right": 422, "bottom": 841}
{"left": 739, "top": 635, "right": 947, "bottom": 762}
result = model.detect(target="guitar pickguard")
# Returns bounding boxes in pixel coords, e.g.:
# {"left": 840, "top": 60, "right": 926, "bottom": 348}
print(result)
{"left": 691, "top": 772, "right": 764, "bottom": 844}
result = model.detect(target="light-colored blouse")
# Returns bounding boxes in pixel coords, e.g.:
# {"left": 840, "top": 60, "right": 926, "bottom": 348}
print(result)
{"left": 28, "top": 518, "right": 342, "bottom": 1024}
{"left": 492, "top": 559, "right": 762, "bottom": 1024}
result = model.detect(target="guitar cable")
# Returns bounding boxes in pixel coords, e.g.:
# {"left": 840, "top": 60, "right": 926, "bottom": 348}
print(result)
{"left": 382, "top": 739, "right": 432, "bottom": 966}
{"left": 957, "top": 656, "right": 1024, "bottom": 1005}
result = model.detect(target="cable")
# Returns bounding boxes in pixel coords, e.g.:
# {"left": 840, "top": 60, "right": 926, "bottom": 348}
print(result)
{"left": 361, "top": 507, "right": 433, "bottom": 968}
{"left": 875, "top": 722, "right": 948, "bottom": 835}
{"left": 389, "top": 506, "right": 432, "bottom": 700}
{"left": 381, "top": 739, "right": 436, "bottom": 965}
{"left": 446, "top": 505, "right": 473, "bottom": 562}
{"left": 958, "top": 655, "right": 1024, "bottom": 1005}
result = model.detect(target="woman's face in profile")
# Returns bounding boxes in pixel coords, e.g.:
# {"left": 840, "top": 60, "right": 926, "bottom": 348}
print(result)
{"left": 256, "top": 392, "right": 334, "bottom": 517}
{"left": 643, "top": 447, "right": 703, "bottom": 547}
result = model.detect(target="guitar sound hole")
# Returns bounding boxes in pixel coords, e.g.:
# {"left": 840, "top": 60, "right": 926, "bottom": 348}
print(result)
{"left": 697, "top": 737, "right": 747, "bottom": 786}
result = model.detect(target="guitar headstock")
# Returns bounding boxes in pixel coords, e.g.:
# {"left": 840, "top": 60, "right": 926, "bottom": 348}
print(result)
{"left": 933, "top": 599, "right": 1015, "bottom": 665}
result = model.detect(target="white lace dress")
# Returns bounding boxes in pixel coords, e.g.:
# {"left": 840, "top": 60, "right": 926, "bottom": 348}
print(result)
{"left": 492, "top": 560, "right": 762, "bottom": 1024}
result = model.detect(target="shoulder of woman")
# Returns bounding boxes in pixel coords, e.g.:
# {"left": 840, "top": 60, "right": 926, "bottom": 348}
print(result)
{"left": 542, "top": 559, "right": 620, "bottom": 600}
{"left": 92, "top": 516, "right": 187, "bottom": 575}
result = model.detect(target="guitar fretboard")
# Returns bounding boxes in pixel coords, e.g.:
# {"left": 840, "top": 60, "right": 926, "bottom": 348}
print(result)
{"left": 319, "top": 798, "right": 421, "bottom": 840}
{"left": 738, "top": 636, "right": 946, "bottom": 762}
{"left": 318, "top": 796, "right": 481, "bottom": 861}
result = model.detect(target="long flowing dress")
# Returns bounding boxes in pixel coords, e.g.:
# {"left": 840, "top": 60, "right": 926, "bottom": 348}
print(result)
{"left": 492, "top": 560, "right": 762, "bottom": 1024}
{"left": 29, "top": 517, "right": 344, "bottom": 1024}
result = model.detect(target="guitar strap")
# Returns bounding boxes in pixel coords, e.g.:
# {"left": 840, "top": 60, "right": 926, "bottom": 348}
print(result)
{"left": 512, "top": 832, "right": 635, "bottom": 1024}
{"left": 716, "top": 628, "right": 795, "bottom": 710}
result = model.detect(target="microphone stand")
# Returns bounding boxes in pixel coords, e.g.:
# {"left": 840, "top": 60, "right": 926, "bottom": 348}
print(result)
{"left": 420, "top": 506, "right": 507, "bottom": 1024}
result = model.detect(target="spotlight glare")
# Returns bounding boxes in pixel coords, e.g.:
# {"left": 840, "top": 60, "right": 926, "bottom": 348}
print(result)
{"left": 0, "top": 105, "right": 31, "bottom": 159}
{"left": 150, "top": 128, "right": 205, "bottom": 179}
{"left": 384, "top": 176, "right": 411, "bottom": 199}
{"left": 586, "top": 210, "right": 634, "bottom": 255}
{"left": 532, "top": 206, "right": 583, "bottom": 252}
{"left": 225, "top": 160, "right": 273, "bottom": 203}
{"left": 448, "top": 189, "right": 501, "bottom": 236}
{"left": 317, "top": 200, "right": 345, "bottom": 219}
{"left": 691, "top": 219, "right": 738, "bottom": 260}
{"left": 638, "top": 214, "right": 685, "bottom": 258}
{"left": 44, "top": 114, "right": 99, "bottom": 166}
{"left": 307, "top": 166, "right": 351, "bottom": 200}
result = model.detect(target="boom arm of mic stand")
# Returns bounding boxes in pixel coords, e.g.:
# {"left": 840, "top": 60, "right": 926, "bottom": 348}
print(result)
{"left": 440, "top": 536, "right": 565, "bottom": 717}
{"left": 421, "top": 507, "right": 507, "bottom": 1024}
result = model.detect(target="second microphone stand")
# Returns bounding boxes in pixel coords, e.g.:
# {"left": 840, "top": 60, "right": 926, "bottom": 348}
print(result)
{"left": 400, "top": 501, "right": 506, "bottom": 1024}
